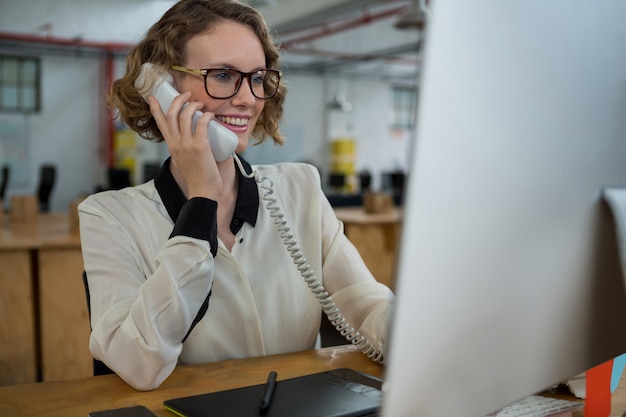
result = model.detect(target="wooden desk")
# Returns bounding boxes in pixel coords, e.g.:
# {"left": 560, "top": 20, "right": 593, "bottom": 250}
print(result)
{"left": 334, "top": 207, "right": 402, "bottom": 290}
{"left": 0, "top": 213, "right": 90, "bottom": 385}
{"left": 0, "top": 242, "right": 37, "bottom": 385}
{"left": 2, "top": 343, "right": 626, "bottom": 417}
{"left": 0, "top": 345, "right": 382, "bottom": 417}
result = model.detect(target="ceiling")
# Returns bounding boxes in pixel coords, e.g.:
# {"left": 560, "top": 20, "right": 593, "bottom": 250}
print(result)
{"left": 0, "top": 0, "right": 425, "bottom": 85}
{"left": 244, "top": 0, "right": 425, "bottom": 84}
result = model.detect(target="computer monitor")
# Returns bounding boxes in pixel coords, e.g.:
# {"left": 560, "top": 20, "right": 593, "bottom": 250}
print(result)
{"left": 381, "top": 1, "right": 626, "bottom": 416}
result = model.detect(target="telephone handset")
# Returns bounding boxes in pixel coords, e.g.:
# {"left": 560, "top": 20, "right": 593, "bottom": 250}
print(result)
{"left": 135, "top": 63, "right": 238, "bottom": 162}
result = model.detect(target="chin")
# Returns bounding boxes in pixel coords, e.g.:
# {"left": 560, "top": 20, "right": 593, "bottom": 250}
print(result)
{"left": 235, "top": 138, "right": 249, "bottom": 154}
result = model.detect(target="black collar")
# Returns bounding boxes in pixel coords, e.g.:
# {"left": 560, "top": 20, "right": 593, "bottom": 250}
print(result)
{"left": 154, "top": 156, "right": 259, "bottom": 232}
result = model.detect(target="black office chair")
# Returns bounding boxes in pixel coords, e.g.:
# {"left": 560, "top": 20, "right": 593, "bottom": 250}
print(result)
{"left": 107, "top": 167, "right": 131, "bottom": 190}
{"left": 36, "top": 164, "right": 56, "bottom": 212}
{"left": 319, "top": 313, "right": 349, "bottom": 347}
{"left": 0, "top": 165, "right": 9, "bottom": 209}
{"left": 142, "top": 162, "right": 161, "bottom": 183}
{"left": 82, "top": 271, "right": 116, "bottom": 376}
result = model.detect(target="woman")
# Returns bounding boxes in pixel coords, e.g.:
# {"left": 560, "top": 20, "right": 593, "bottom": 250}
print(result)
{"left": 79, "top": 0, "right": 394, "bottom": 391}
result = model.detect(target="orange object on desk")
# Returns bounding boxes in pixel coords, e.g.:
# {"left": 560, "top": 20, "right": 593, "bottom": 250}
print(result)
{"left": 585, "top": 359, "right": 613, "bottom": 417}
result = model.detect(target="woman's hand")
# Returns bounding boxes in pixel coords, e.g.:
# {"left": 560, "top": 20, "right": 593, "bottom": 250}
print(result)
{"left": 148, "top": 92, "right": 223, "bottom": 201}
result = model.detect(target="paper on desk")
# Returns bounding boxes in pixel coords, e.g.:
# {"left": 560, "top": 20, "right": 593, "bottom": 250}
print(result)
{"left": 566, "top": 373, "right": 586, "bottom": 399}
{"left": 484, "top": 395, "right": 582, "bottom": 417}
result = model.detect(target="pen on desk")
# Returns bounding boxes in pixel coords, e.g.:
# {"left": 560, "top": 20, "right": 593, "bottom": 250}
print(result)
{"left": 258, "top": 371, "right": 277, "bottom": 413}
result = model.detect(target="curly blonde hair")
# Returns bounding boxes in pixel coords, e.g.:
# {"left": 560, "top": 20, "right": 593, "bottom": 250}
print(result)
{"left": 108, "top": 0, "right": 286, "bottom": 145}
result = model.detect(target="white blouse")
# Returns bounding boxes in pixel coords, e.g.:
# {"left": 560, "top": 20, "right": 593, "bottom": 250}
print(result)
{"left": 79, "top": 159, "right": 394, "bottom": 391}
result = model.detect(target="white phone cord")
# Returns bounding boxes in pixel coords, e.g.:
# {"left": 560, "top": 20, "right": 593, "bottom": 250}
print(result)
{"left": 234, "top": 154, "right": 384, "bottom": 363}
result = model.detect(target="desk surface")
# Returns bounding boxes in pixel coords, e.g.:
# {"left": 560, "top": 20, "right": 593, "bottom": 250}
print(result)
{"left": 0, "top": 345, "right": 382, "bottom": 417}
{"left": 3, "top": 344, "right": 626, "bottom": 416}
{"left": 0, "top": 212, "right": 79, "bottom": 250}
{"left": 333, "top": 207, "right": 402, "bottom": 224}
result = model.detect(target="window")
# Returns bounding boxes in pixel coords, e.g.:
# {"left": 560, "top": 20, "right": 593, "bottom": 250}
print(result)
{"left": 390, "top": 86, "right": 417, "bottom": 131}
{"left": 0, "top": 56, "right": 40, "bottom": 113}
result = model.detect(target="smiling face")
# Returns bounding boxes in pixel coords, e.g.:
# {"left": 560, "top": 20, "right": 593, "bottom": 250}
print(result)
{"left": 173, "top": 20, "right": 267, "bottom": 154}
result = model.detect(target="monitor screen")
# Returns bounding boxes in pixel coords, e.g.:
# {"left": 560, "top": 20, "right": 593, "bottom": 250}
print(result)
{"left": 381, "top": 1, "right": 626, "bottom": 416}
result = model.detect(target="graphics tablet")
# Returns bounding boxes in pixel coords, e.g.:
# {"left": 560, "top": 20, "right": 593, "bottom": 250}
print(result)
{"left": 163, "top": 368, "right": 382, "bottom": 417}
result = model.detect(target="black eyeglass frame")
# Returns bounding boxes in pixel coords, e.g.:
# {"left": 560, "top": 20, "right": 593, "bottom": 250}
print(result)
{"left": 171, "top": 65, "right": 282, "bottom": 100}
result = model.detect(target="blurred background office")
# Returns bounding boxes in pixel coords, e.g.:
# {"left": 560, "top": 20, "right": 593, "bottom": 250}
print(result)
{"left": 0, "top": 0, "right": 423, "bottom": 212}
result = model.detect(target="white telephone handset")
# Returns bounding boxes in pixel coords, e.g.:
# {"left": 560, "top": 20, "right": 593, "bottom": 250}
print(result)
{"left": 135, "top": 63, "right": 238, "bottom": 162}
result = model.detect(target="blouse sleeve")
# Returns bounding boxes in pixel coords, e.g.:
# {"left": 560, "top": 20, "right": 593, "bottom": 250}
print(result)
{"left": 79, "top": 191, "right": 216, "bottom": 390}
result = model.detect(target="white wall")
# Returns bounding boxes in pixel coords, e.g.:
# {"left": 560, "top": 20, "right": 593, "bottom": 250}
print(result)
{"left": 244, "top": 74, "right": 412, "bottom": 191}
{"left": 0, "top": 55, "right": 105, "bottom": 212}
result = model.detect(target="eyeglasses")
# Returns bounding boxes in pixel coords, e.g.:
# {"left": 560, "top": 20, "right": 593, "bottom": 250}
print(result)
{"left": 171, "top": 66, "right": 282, "bottom": 100}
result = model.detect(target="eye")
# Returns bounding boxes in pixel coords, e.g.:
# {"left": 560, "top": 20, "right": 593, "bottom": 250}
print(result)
{"left": 250, "top": 71, "right": 266, "bottom": 86}
{"left": 209, "top": 69, "right": 236, "bottom": 83}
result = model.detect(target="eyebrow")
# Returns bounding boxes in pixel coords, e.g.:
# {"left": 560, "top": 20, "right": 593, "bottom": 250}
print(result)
{"left": 200, "top": 62, "right": 269, "bottom": 72}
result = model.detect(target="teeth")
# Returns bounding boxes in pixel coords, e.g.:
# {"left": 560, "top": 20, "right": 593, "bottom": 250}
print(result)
{"left": 217, "top": 116, "right": 247, "bottom": 126}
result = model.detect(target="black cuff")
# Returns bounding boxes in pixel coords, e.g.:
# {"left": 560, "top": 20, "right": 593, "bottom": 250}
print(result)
{"left": 170, "top": 197, "right": 218, "bottom": 257}
{"left": 182, "top": 288, "right": 212, "bottom": 343}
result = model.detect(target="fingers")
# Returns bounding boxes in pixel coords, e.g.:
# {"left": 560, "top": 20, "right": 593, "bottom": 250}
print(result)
{"left": 146, "top": 92, "right": 222, "bottom": 199}
{"left": 147, "top": 94, "right": 169, "bottom": 135}
{"left": 148, "top": 91, "right": 196, "bottom": 141}
{"left": 192, "top": 110, "right": 214, "bottom": 143}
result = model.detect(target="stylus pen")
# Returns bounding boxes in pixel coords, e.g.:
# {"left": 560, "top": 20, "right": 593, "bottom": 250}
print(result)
{"left": 258, "top": 371, "right": 277, "bottom": 413}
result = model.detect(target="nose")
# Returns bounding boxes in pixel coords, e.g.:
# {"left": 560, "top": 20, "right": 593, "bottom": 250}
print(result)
{"left": 231, "top": 75, "right": 257, "bottom": 105}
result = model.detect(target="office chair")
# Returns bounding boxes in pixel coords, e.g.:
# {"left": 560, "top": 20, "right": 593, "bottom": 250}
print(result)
{"left": 107, "top": 167, "right": 131, "bottom": 190}
{"left": 36, "top": 164, "right": 56, "bottom": 212}
{"left": 81, "top": 271, "right": 115, "bottom": 376}
{"left": 0, "top": 165, "right": 9, "bottom": 202}
{"left": 142, "top": 162, "right": 161, "bottom": 183}
{"left": 319, "top": 313, "right": 349, "bottom": 347}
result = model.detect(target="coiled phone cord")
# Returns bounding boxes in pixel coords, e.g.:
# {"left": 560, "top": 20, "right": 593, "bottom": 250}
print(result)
{"left": 234, "top": 155, "right": 384, "bottom": 363}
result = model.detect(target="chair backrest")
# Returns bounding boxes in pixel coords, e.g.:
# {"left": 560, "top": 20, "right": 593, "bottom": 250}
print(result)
{"left": 142, "top": 162, "right": 161, "bottom": 183}
{"left": 107, "top": 168, "right": 131, "bottom": 190}
{"left": 0, "top": 165, "right": 9, "bottom": 201}
{"left": 81, "top": 271, "right": 115, "bottom": 376}
{"left": 319, "top": 313, "right": 349, "bottom": 348}
{"left": 37, "top": 164, "right": 56, "bottom": 212}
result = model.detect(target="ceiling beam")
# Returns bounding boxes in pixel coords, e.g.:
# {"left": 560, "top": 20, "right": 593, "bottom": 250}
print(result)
{"left": 256, "top": 0, "right": 410, "bottom": 34}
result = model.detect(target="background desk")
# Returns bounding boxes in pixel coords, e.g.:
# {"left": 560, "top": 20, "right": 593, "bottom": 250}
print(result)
{"left": 333, "top": 207, "right": 402, "bottom": 290}
{"left": 0, "top": 213, "right": 91, "bottom": 385}
{"left": 0, "top": 345, "right": 381, "bottom": 417}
